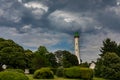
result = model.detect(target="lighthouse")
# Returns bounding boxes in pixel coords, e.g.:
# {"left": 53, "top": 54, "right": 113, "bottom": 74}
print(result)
{"left": 74, "top": 32, "right": 80, "bottom": 64}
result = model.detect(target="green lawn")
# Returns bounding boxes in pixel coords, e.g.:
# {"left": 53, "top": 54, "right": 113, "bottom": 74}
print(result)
{"left": 93, "top": 77, "right": 107, "bottom": 80}
{"left": 26, "top": 74, "right": 106, "bottom": 80}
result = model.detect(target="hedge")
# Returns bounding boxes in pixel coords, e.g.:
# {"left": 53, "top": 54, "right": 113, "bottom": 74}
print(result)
{"left": 64, "top": 66, "right": 93, "bottom": 80}
{"left": 33, "top": 67, "right": 54, "bottom": 79}
{"left": 80, "top": 68, "right": 94, "bottom": 80}
{"left": 5, "top": 69, "right": 24, "bottom": 74}
{"left": 51, "top": 68, "right": 57, "bottom": 75}
{"left": 0, "top": 71, "right": 29, "bottom": 80}
{"left": 56, "top": 67, "right": 64, "bottom": 77}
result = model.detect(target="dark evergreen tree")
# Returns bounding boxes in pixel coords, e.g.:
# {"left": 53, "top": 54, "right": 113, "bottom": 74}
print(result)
{"left": 100, "top": 38, "right": 118, "bottom": 56}
{"left": 95, "top": 38, "right": 120, "bottom": 80}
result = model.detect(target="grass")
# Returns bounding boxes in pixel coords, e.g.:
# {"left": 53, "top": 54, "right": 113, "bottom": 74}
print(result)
{"left": 26, "top": 74, "right": 107, "bottom": 80}
{"left": 93, "top": 77, "right": 107, "bottom": 80}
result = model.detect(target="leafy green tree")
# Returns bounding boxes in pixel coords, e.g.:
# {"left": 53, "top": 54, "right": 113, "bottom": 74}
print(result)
{"left": 24, "top": 49, "right": 33, "bottom": 68}
{"left": 54, "top": 50, "right": 63, "bottom": 66}
{"left": 46, "top": 53, "right": 58, "bottom": 68}
{"left": 116, "top": 44, "right": 120, "bottom": 57}
{"left": 35, "top": 46, "right": 48, "bottom": 56}
{"left": 31, "top": 46, "right": 50, "bottom": 70}
{"left": 0, "top": 38, "right": 5, "bottom": 42}
{"left": 79, "top": 62, "right": 89, "bottom": 68}
{"left": 95, "top": 53, "right": 120, "bottom": 80}
{"left": 32, "top": 53, "right": 49, "bottom": 70}
{"left": 0, "top": 38, "right": 26, "bottom": 69}
{"left": 55, "top": 50, "right": 79, "bottom": 68}
{"left": 62, "top": 51, "right": 79, "bottom": 68}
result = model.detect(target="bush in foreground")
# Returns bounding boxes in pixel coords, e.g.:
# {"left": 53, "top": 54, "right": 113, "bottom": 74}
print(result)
{"left": 33, "top": 67, "right": 54, "bottom": 79}
{"left": 64, "top": 67, "right": 81, "bottom": 78}
{"left": 80, "top": 67, "right": 93, "bottom": 80}
{"left": 0, "top": 71, "right": 29, "bottom": 80}
{"left": 5, "top": 69, "right": 24, "bottom": 74}
{"left": 56, "top": 67, "right": 64, "bottom": 77}
{"left": 64, "top": 66, "right": 93, "bottom": 80}
{"left": 51, "top": 68, "right": 57, "bottom": 75}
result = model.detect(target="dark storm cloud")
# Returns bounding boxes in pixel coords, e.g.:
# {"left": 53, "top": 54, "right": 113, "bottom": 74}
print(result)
{"left": 0, "top": 0, "right": 119, "bottom": 39}
{"left": 1, "top": 0, "right": 120, "bottom": 62}
{"left": 45, "top": 0, "right": 119, "bottom": 34}
{"left": 0, "top": 0, "right": 22, "bottom": 26}
{"left": 0, "top": 0, "right": 119, "bottom": 34}
{"left": 63, "top": 0, "right": 120, "bottom": 34}
{"left": 0, "top": 0, "right": 49, "bottom": 33}
{"left": 94, "top": 7, "right": 120, "bottom": 33}
{"left": 0, "top": 0, "right": 34, "bottom": 32}
{"left": 62, "top": 0, "right": 116, "bottom": 12}
{"left": 19, "top": 0, "right": 70, "bottom": 33}
{"left": 57, "top": 0, "right": 118, "bottom": 33}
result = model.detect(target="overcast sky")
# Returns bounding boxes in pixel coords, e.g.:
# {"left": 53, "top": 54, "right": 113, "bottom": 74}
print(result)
{"left": 0, "top": 0, "right": 120, "bottom": 62}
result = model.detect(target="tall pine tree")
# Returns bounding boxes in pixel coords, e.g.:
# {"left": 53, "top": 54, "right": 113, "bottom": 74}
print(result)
{"left": 100, "top": 38, "right": 118, "bottom": 56}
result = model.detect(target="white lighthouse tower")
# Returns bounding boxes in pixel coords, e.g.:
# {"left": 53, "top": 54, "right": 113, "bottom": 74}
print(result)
{"left": 74, "top": 32, "right": 80, "bottom": 64}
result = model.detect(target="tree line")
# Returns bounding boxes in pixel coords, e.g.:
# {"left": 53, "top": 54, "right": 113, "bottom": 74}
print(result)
{"left": 0, "top": 38, "right": 79, "bottom": 72}
{"left": 1, "top": 37, "right": 120, "bottom": 79}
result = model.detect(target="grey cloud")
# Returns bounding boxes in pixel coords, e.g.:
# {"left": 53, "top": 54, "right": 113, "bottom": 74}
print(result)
{"left": 0, "top": 0, "right": 25, "bottom": 27}
{"left": 93, "top": 6, "right": 120, "bottom": 33}
{"left": 0, "top": 0, "right": 119, "bottom": 33}
{"left": 0, "top": 0, "right": 51, "bottom": 35}
{"left": 48, "top": 10, "right": 101, "bottom": 35}
{"left": 61, "top": 0, "right": 116, "bottom": 12}
{"left": 1, "top": 0, "right": 120, "bottom": 62}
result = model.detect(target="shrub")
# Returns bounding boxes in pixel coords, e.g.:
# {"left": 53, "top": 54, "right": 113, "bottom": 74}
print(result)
{"left": 5, "top": 69, "right": 24, "bottom": 74}
{"left": 33, "top": 67, "right": 54, "bottom": 79}
{"left": 56, "top": 67, "right": 64, "bottom": 77}
{"left": 64, "top": 66, "right": 93, "bottom": 80}
{"left": 51, "top": 68, "right": 57, "bottom": 75}
{"left": 0, "top": 71, "right": 29, "bottom": 80}
{"left": 0, "top": 66, "right": 3, "bottom": 71}
{"left": 80, "top": 68, "right": 93, "bottom": 80}
{"left": 64, "top": 67, "right": 81, "bottom": 78}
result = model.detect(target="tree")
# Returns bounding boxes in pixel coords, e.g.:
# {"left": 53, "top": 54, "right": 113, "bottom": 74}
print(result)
{"left": 95, "top": 38, "right": 120, "bottom": 80}
{"left": 95, "top": 52, "right": 120, "bottom": 80}
{"left": 100, "top": 38, "right": 118, "bottom": 56}
{"left": 0, "top": 38, "right": 26, "bottom": 69}
{"left": 24, "top": 49, "right": 33, "bottom": 68}
{"left": 54, "top": 50, "right": 63, "bottom": 66}
{"left": 46, "top": 53, "right": 58, "bottom": 68}
{"left": 55, "top": 50, "right": 79, "bottom": 68}
{"left": 62, "top": 51, "right": 79, "bottom": 67}
{"left": 79, "top": 62, "right": 89, "bottom": 68}
{"left": 31, "top": 46, "right": 50, "bottom": 70}
{"left": 35, "top": 46, "right": 48, "bottom": 56}
{"left": 116, "top": 44, "right": 120, "bottom": 57}
{"left": 32, "top": 53, "right": 49, "bottom": 70}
